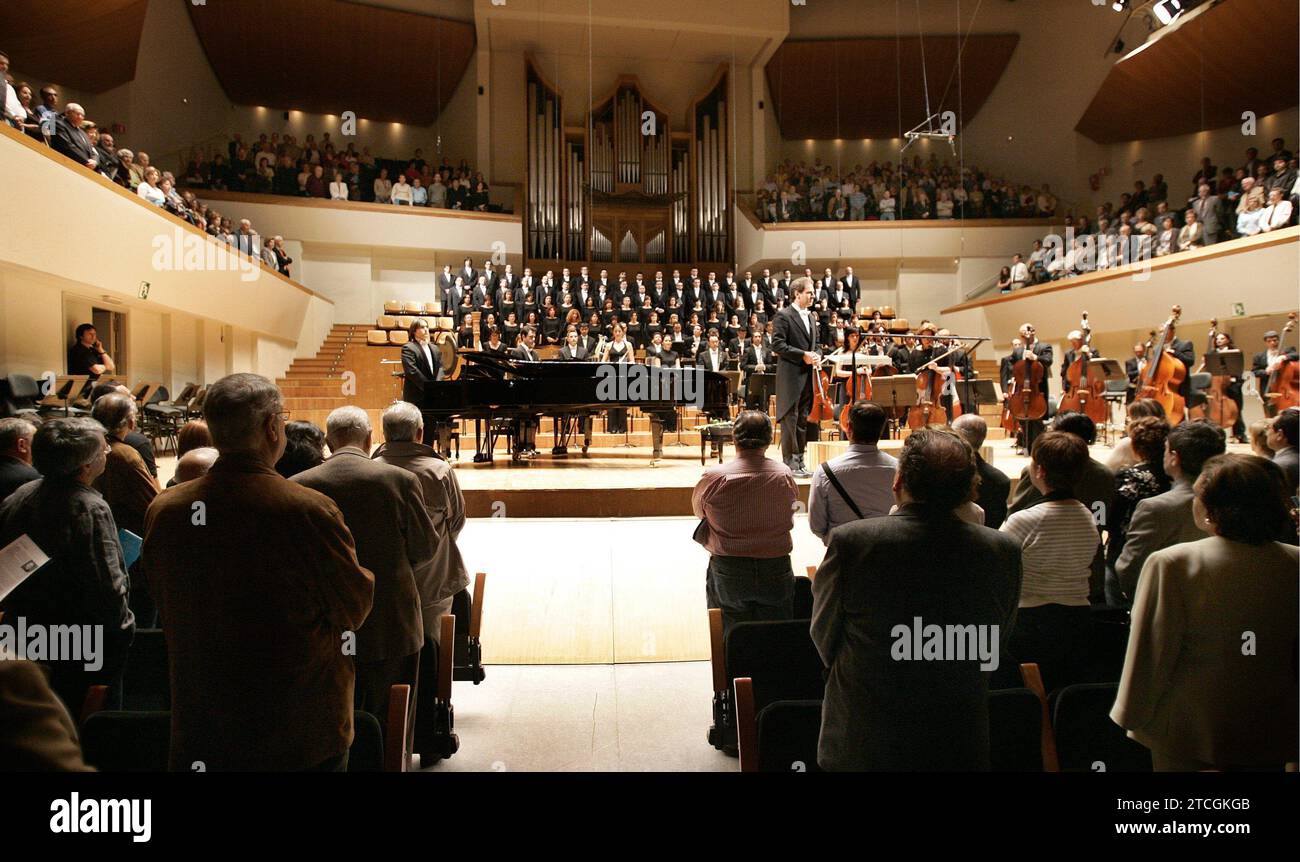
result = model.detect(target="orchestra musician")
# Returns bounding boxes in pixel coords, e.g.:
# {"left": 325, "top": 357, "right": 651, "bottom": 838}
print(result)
{"left": 1124, "top": 342, "right": 1145, "bottom": 405}
{"left": 741, "top": 331, "right": 775, "bottom": 410}
{"left": 771, "top": 276, "right": 820, "bottom": 478}
{"left": 1007, "top": 323, "right": 1053, "bottom": 453}
{"left": 1252, "top": 328, "right": 1299, "bottom": 414}
{"left": 1060, "top": 330, "right": 1101, "bottom": 395}
{"left": 696, "top": 330, "right": 729, "bottom": 373}
{"left": 509, "top": 326, "right": 541, "bottom": 457}
{"left": 1204, "top": 330, "right": 1247, "bottom": 442}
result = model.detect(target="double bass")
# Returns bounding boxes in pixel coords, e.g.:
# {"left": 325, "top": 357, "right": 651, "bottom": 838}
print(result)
{"left": 1192, "top": 319, "right": 1240, "bottom": 430}
{"left": 807, "top": 354, "right": 836, "bottom": 424}
{"left": 1007, "top": 342, "right": 1048, "bottom": 425}
{"left": 1059, "top": 312, "right": 1108, "bottom": 425}
{"left": 1263, "top": 312, "right": 1299, "bottom": 418}
{"left": 1138, "top": 305, "right": 1186, "bottom": 424}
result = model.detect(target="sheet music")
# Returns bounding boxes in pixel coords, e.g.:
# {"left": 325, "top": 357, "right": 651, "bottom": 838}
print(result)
{"left": 0, "top": 535, "right": 49, "bottom": 603}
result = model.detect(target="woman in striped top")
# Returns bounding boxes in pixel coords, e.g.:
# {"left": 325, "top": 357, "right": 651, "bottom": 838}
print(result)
{"left": 1000, "top": 431, "right": 1101, "bottom": 691}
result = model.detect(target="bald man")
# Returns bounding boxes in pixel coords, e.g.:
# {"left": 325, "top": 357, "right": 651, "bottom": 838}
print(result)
{"left": 173, "top": 447, "right": 219, "bottom": 485}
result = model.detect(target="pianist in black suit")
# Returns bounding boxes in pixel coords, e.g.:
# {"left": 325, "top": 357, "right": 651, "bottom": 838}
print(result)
{"left": 401, "top": 320, "right": 442, "bottom": 446}
{"left": 509, "top": 327, "right": 541, "bottom": 456}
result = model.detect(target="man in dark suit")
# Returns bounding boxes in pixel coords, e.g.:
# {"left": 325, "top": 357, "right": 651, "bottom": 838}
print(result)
{"left": 840, "top": 266, "right": 861, "bottom": 309}
{"left": 294, "top": 407, "right": 437, "bottom": 747}
{"left": 459, "top": 257, "right": 476, "bottom": 289}
{"left": 401, "top": 320, "right": 441, "bottom": 405}
{"left": 510, "top": 327, "right": 542, "bottom": 455}
{"left": 1163, "top": 324, "right": 1197, "bottom": 402}
{"left": 51, "top": 104, "right": 97, "bottom": 169}
{"left": 771, "top": 277, "right": 820, "bottom": 477}
{"left": 1267, "top": 408, "right": 1299, "bottom": 490}
{"left": 952, "top": 414, "right": 1010, "bottom": 529}
{"left": 142, "top": 374, "right": 373, "bottom": 771}
{"left": 696, "top": 330, "right": 729, "bottom": 373}
{"left": 812, "top": 427, "right": 1022, "bottom": 770}
{"left": 0, "top": 418, "right": 41, "bottom": 507}
{"left": 560, "top": 327, "right": 589, "bottom": 361}
{"left": 741, "top": 332, "right": 776, "bottom": 410}
{"left": 1252, "top": 329, "right": 1299, "bottom": 416}
{"left": 1009, "top": 323, "right": 1052, "bottom": 451}
{"left": 1124, "top": 342, "right": 1145, "bottom": 405}
{"left": 438, "top": 265, "right": 456, "bottom": 306}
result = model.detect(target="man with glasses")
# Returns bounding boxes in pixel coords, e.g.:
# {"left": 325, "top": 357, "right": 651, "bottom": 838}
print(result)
{"left": 141, "top": 373, "right": 374, "bottom": 771}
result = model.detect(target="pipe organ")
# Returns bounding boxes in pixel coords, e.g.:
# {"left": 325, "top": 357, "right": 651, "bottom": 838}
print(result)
{"left": 524, "top": 62, "right": 731, "bottom": 270}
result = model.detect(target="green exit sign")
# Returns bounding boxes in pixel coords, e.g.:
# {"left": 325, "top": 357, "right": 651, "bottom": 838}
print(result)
{"left": 1232, "top": 303, "right": 1245, "bottom": 317}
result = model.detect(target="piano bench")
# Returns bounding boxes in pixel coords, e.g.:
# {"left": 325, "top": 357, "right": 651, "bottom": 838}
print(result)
{"left": 699, "top": 425, "right": 734, "bottom": 465}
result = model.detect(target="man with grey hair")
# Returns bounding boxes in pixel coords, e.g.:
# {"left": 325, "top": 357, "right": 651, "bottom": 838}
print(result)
{"left": 294, "top": 405, "right": 438, "bottom": 751}
{"left": 89, "top": 393, "right": 157, "bottom": 539}
{"left": 373, "top": 400, "right": 470, "bottom": 761}
{"left": 142, "top": 373, "right": 373, "bottom": 771}
{"left": 0, "top": 417, "right": 134, "bottom": 712}
{"left": 51, "top": 102, "right": 98, "bottom": 169}
{"left": 0, "top": 416, "right": 40, "bottom": 505}
{"left": 952, "top": 413, "right": 1010, "bottom": 529}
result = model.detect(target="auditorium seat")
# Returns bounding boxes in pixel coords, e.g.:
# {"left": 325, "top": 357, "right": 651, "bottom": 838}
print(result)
{"left": 121, "top": 628, "right": 170, "bottom": 712}
{"left": 377, "top": 315, "right": 397, "bottom": 330}
{"left": 414, "top": 615, "right": 460, "bottom": 764}
{"left": 400, "top": 301, "right": 421, "bottom": 315}
{"left": 988, "top": 687, "right": 1045, "bottom": 771}
{"left": 388, "top": 330, "right": 410, "bottom": 345}
{"left": 383, "top": 301, "right": 403, "bottom": 315}
{"left": 1087, "top": 605, "right": 1131, "bottom": 683}
{"left": 422, "top": 302, "right": 440, "bottom": 315}
{"left": 80, "top": 711, "right": 171, "bottom": 772}
{"left": 451, "top": 572, "right": 487, "bottom": 684}
{"left": 367, "top": 329, "right": 389, "bottom": 346}
{"left": 1053, "top": 683, "right": 1152, "bottom": 772}
{"left": 707, "top": 609, "right": 824, "bottom": 753}
{"left": 0, "top": 373, "right": 43, "bottom": 419}
{"left": 1019, "top": 662, "right": 1061, "bottom": 772}
{"left": 861, "top": 305, "right": 876, "bottom": 318}
{"left": 734, "top": 677, "right": 823, "bottom": 773}
{"left": 889, "top": 318, "right": 909, "bottom": 333}
{"left": 395, "top": 315, "right": 415, "bottom": 331}
{"left": 879, "top": 306, "right": 896, "bottom": 318}
{"left": 793, "top": 573, "right": 813, "bottom": 618}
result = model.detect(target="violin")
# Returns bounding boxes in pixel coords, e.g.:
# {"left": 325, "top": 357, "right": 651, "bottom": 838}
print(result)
{"left": 1263, "top": 312, "right": 1299, "bottom": 418}
{"left": 1137, "top": 304, "right": 1186, "bottom": 424}
{"left": 1059, "top": 311, "right": 1108, "bottom": 425}
{"left": 1193, "top": 318, "right": 1240, "bottom": 430}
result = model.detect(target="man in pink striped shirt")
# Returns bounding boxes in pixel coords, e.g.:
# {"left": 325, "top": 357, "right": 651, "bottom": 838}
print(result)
{"left": 691, "top": 411, "right": 798, "bottom": 632}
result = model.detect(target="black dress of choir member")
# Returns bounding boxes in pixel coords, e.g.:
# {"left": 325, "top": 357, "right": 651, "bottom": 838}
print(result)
{"left": 481, "top": 328, "right": 508, "bottom": 357}
{"left": 603, "top": 325, "right": 633, "bottom": 434}
{"left": 771, "top": 277, "right": 820, "bottom": 477}
{"left": 646, "top": 333, "right": 679, "bottom": 461}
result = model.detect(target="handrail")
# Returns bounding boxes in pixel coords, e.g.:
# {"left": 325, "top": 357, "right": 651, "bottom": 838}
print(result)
{"left": 941, "top": 226, "right": 1300, "bottom": 314}
{"left": 0, "top": 123, "right": 333, "bottom": 305}
{"left": 190, "top": 187, "right": 522, "bottom": 224}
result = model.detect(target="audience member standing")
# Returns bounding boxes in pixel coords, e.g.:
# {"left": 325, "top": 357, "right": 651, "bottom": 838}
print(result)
{"left": 1115, "top": 421, "right": 1226, "bottom": 602}
{"left": 808, "top": 402, "right": 897, "bottom": 544}
{"left": 953, "top": 414, "right": 1010, "bottom": 529}
{"left": 141, "top": 374, "right": 373, "bottom": 771}
{"left": 1112, "top": 455, "right": 1298, "bottom": 770}
{"left": 691, "top": 411, "right": 797, "bottom": 633}
{"left": 0, "top": 418, "right": 135, "bottom": 712}
{"left": 813, "top": 428, "right": 1021, "bottom": 771}
{"left": 1267, "top": 408, "right": 1298, "bottom": 490}
{"left": 0, "top": 417, "right": 40, "bottom": 506}
{"left": 1000, "top": 431, "right": 1101, "bottom": 692}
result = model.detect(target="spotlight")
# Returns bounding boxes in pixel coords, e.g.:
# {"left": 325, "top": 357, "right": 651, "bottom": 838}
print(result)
{"left": 1153, "top": 0, "right": 1188, "bottom": 24}
{"left": 1111, "top": 0, "right": 1130, "bottom": 11}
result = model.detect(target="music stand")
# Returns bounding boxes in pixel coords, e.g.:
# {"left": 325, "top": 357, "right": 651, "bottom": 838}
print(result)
{"left": 1090, "top": 358, "right": 1127, "bottom": 442}
{"left": 38, "top": 375, "right": 90, "bottom": 415}
{"left": 868, "top": 374, "right": 919, "bottom": 438}
{"left": 966, "top": 379, "right": 999, "bottom": 409}
{"left": 747, "top": 373, "right": 776, "bottom": 410}
{"left": 1202, "top": 350, "right": 1244, "bottom": 429}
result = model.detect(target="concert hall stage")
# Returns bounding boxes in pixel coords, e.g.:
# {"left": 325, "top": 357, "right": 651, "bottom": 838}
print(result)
{"left": 454, "top": 439, "right": 1002, "bottom": 518}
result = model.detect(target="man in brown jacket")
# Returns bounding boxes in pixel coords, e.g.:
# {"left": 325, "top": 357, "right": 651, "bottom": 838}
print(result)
{"left": 90, "top": 393, "right": 158, "bottom": 536}
{"left": 294, "top": 406, "right": 437, "bottom": 737}
{"left": 142, "top": 374, "right": 373, "bottom": 771}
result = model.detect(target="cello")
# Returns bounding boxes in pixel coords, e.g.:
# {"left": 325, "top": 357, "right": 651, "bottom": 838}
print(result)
{"left": 1007, "top": 341, "right": 1048, "bottom": 426}
{"left": 1193, "top": 319, "right": 1240, "bottom": 430}
{"left": 837, "top": 330, "right": 874, "bottom": 438}
{"left": 1263, "top": 312, "right": 1299, "bottom": 418}
{"left": 1137, "top": 305, "right": 1186, "bottom": 424}
{"left": 807, "top": 354, "right": 836, "bottom": 425}
{"left": 907, "top": 332, "right": 950, "bottom": 429}
{"left": 1059, "top": 312, "right": 1108, "bottom": 425}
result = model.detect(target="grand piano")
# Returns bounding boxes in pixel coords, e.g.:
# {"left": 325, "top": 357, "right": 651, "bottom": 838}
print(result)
{"left": 419, "top": 351, "right": 730, "bottom": 462}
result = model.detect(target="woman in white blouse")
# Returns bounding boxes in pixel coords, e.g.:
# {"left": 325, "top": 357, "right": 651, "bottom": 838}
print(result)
{"left": 1112, "top": 454, "right": 1298, "bottom": 770}
{"left": 136, "top": 167, "right": 165, "bottom": 206}
{"left": 329, "top": 170, "right": 348, "bottom": 201}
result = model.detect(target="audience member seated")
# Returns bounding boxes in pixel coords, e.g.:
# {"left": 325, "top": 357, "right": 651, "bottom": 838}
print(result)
{"left": 999, "top": 431, "right": 1101, "bottom": 692}
{"left": 141, "top": 373, "right": 374, "bottom": 771}
{"left": 0, "top": 417, "right": 40, "bottom": 506}
{"left": 691, "top": 411, "right": 797, "bottom": 633}
{"left": 0, "top": 417, "right": 135, "bottom": 711}
{"left": 807, "top": 402, "right": 896, "bottom": 544}
{"left": 812, "top": 427, "right": 1021, "bottom": 771}
{"left": 1114, "top": 420, "right": 1226, "bottom": 603}
{"left": 1112, "top": 455, "right": 1299, "bottom": 770}
{"left": 90, "top": 383, "right": 158, "bottom": 479}
{"left": 274, "top": 419, "right": 327, "bottom": 478}
{"left": 0, "top": 656, "right": 93, "bottom": 771}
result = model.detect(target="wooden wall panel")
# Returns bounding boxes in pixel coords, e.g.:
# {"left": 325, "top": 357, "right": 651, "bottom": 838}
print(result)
{"left": 765, "top": 34, "right": 1019, "bottom": 140}
{"left": 1076, "top": 0, "right": 1299, "bottom": 144}
{"left": 186, "top": 0, "right": 475, "bottom": 125}
{"left": 0, "top": 0, "right": 148, "bottom": 93}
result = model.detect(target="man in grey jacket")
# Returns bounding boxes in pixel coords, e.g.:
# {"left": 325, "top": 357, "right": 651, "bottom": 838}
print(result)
{"left": 1114, "top": 421, "right": 1225, "bottom": 603}
{"left": 812, "top": 428, "right": 1021, "bottom": 771}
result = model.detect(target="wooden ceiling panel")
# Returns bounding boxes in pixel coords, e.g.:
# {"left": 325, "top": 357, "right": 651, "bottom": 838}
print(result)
{"left": 0, "top": 0, "right": 148, "bottom": 93}
{"left": 1076, "top": 0, "right": 1298, "bottom": 143}
{"left": 765, "top": 34, "right": 1019, "bottom": 140}
{"left": 186, "top": 0, "right": 475, "bottom": 125}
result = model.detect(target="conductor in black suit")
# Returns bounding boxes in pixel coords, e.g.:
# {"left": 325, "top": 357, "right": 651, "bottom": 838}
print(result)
{"left": 811, "top": 428, "right": 1021, "bottom": 771}
{"left": 401, "top": 320, "right": 441, "bottom": 445}
{"left": 771, "top": 277, "right": 820, "bottom": 477}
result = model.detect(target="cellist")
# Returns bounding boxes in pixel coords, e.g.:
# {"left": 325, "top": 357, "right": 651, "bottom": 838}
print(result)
{"left": 1205, "top": 329, "right": 1247, "bottom": 443}
{"left": 1251, "top": 328, "right": 1298, "bottom": 417}
{"left": 1011, "top": 323, "right": 1053, "bottom": 453}
{"left": 1061, "top": 329, "right": 1101, "bottom": 395}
